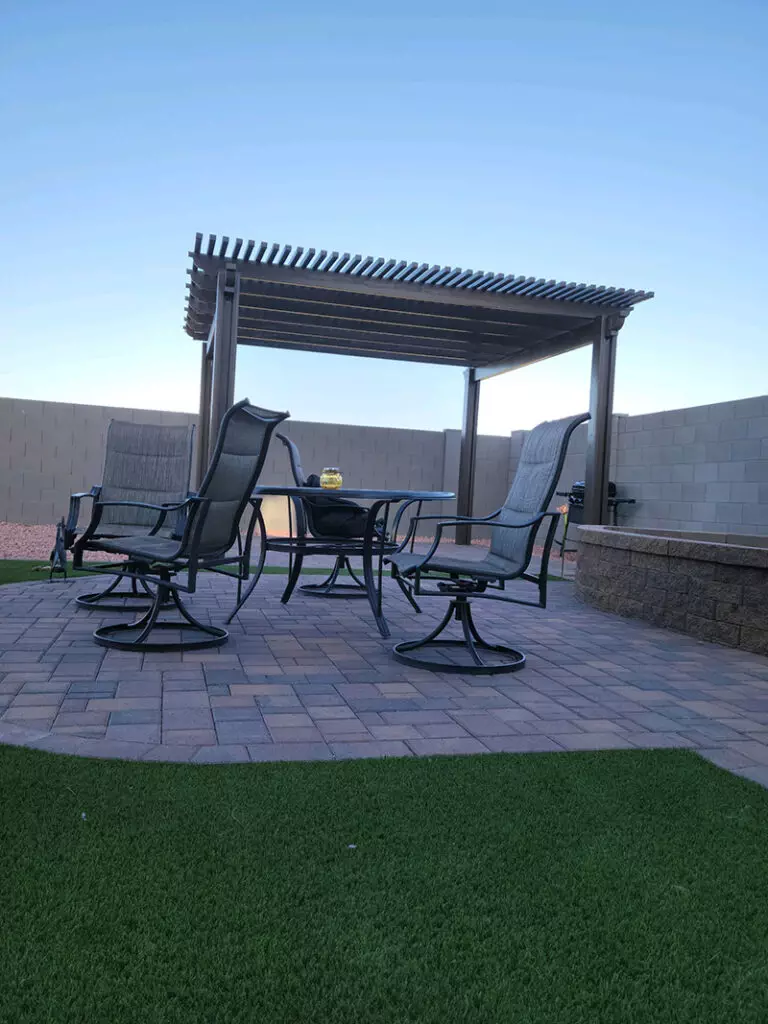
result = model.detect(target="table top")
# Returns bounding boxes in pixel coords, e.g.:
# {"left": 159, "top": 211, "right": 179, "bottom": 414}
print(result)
{"left": 252, "top": 486, "right": 455, "bottom": 501}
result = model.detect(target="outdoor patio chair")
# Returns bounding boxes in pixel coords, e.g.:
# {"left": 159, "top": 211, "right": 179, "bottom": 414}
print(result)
{"left": 389, "top": 412, "right": 589, "bottom": 675}
{"left": 225, "top": 433, "right": 425, "bottom": 621}
{"left": 73, "top": 400, "right": 289, "bottom": 651}
{"left": 50, "top": 420, "right": 196, "bottom": 611}
{"left": 274, "top": 432, "right": 371, "bottom": 598}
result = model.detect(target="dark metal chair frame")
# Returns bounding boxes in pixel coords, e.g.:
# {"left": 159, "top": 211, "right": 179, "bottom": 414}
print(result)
{"left": 390, "top": 413, "right": 590, "bottom": 675}
{"left": 73, "top": 400, "right": 288, "bottom": 652}
{"left": 274, "top": 433, "right": 371, "bottom": 598}
{"left": 226, "top": 438, "right": 423, "bottom": 622}
{"left": 50, "top": 420, "right": 195, "bottom": 613}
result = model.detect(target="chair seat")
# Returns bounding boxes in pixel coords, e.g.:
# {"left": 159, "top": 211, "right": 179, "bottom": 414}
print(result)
{"left": 92, "top": 534, "right": 182, "bottom": 563}
{"left": 93, "top": 524, "right": 175, "bottom": 538}
{"left": 390, "top": 547, "right": 520, "bottom": 580}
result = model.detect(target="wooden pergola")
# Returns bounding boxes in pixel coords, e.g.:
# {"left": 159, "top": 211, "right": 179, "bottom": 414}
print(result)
{"left": 184, "top": 233, "right": 653, "bottom": 541}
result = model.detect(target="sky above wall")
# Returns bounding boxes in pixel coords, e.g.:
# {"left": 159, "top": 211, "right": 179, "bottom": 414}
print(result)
{"left": 1, "top": 0, "right": 765, "bottom": 434}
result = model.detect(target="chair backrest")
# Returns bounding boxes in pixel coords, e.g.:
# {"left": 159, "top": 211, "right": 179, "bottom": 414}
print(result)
{"left": 276, "top": 433, "right": 307, "bottom": 486}
{"left": 275, "top": 432, "right": 367, "bottom": 540}
{"left": 193, "top": 399, "right": 289, "bottom": 557}
{"left": 489, "top": 412, "right": 589, "bottom": 573}
{"left": 99, "top": 421, "right": 196, "bottom": 529}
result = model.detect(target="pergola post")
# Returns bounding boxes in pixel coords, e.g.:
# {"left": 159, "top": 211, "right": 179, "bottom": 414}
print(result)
{"left": 208, "top": 266, "right": 240, "bottom": 460}
{"left": 195, "top": 341, "right": 212, "bottom": 486}
{"left": 584, "top": 316, "right": 619, "bottom": 524}
{"left": 455, "top": 367, "right": 480, "bottom": 546}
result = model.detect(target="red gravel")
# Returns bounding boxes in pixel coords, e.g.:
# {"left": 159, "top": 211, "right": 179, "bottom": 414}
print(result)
{"left": 0, "top": 522, "right": 120, "bottom": 562}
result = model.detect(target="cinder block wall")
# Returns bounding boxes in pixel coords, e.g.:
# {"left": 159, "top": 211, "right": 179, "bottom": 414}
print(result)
{"left": 612, "top": 395, "right": 768, "bottom": 535}
{"left": 0, "top": 398, "right": 466, "bottom": 536}
{"left": 258, "top": 420, "right": 453, "bottom": 537}
{"left": 0, "top": 398, "right": 198, "bottom": 527}
{"left": 1, "top": 393, "right": 766, "bottom": 539}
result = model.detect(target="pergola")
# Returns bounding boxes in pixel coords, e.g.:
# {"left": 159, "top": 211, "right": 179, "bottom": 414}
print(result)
{"left": 184, "top": 233, "right": 652, "bottom": 542}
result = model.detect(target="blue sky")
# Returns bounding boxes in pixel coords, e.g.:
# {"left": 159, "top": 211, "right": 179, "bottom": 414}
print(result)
{"left": 2, "top": 1, "right": 765, "bottom": 433}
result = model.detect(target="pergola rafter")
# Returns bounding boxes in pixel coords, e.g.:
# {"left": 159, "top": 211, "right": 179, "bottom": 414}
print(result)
{"left": 184, "top": 233, "right": 653, "bottom": 536}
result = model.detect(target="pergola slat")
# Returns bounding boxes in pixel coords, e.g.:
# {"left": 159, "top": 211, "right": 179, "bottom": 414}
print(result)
{"left": 355, "top": 256, "right": 375, "bottom": 276}
{"left": 377, "top": 258, "right": 397, "bottom": 278}
{"left": 366, "top": 257, "right": 386, "bottom": 277}
{"left": 393, "top": 262, "right": 418, "bottom": 281}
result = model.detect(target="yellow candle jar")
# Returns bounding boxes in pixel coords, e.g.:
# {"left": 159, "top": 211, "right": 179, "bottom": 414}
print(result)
{"left": 320, "top": 467, "right": 343, "bottom": 489}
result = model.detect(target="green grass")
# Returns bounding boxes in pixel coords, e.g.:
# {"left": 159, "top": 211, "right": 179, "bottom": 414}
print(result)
{"left": 0, "top": 559, "right": 90, "bottom": 585}
{"left": 2, "top": 747, "right": 768, "bottom": 1023}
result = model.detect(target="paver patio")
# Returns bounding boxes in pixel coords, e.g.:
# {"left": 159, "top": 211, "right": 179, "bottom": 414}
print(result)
{"left": 1, "top": 572, "right": 768, "bottom": 784}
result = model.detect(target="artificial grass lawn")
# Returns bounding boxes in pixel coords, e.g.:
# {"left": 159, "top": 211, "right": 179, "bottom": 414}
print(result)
{"left": 0, "top": 560, "right": 90, "bottom": 585}
{"left": 2, "top": 748, "right": 768, "bottom": 1023}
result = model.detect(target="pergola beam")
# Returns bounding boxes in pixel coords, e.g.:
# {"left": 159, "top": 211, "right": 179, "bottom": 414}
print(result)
{"left": 192, "top": 297, "right": 559, "bottom": 348}
{"left": 235, "top": 311, "right": 521, "bottom": 354}
{"left": 473, "top": 319, "right": 604, "bottom": 380}
{"left": 235, "top": 331, "right": 469, "bottom": 366}
{"left": 235, "top": 323, "right": 522, "bottom": 364}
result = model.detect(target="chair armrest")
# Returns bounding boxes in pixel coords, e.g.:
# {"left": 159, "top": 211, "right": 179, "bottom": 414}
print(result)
{"left": 390, "top": 499, "right": 423, "bottom": 546}
{"left": 398, "top": 512, "right": 559, "bottom": 573}
{"left": 168, "top": 490, "right": 197, "bottom": 539}
{"left": 432, "top": 512, "right": 554, "bottom": 533}
{"left": 75, "top": 496, "right": 202, "bottom": 558}
{"left": 93, "top": 498, "right": 195, "bottom": 512}
{"left": 97, "top": 498, "right": 200, "bottom": 538}
{"left": 394, "top": 509, "right": 502, "bottom": 553}
{"left": 73, "top": 496, "right": 207, "bottom": 569}
{"left": 64, "top": 485, "right": 102, "bottom": 544}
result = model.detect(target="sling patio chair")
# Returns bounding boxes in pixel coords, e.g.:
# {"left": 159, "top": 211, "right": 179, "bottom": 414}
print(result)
{"left": 226, "top": 433, "right": 425, "bottom": 621}
{"left": 272, "top": 432, "right": 372, "bottom": 598}
{"left": 50, "top": 419, "right": 195, "bottom": 612}
{"left": 73, "top": 399, "right": 289, "bottom": 652}
{"left": 388, "top": 413, "right": 589, "bottom": 675}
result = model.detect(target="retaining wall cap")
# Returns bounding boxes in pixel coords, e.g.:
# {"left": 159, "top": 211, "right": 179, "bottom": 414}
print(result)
{"left": 575, "top": 525, "right": 768, "bottom": 569}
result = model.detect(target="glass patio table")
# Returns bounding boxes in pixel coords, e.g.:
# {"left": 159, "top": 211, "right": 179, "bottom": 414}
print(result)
{"left": 243, "top": 487, "right": 455, "bottom": 638}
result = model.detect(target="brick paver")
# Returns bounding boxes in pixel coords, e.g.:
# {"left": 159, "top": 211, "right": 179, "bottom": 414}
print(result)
{"left": 0, "top": 573, "right": 768, "bottom": 780}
